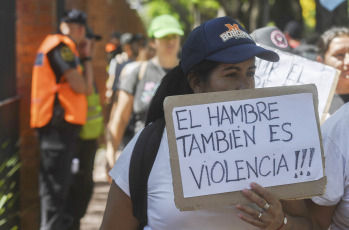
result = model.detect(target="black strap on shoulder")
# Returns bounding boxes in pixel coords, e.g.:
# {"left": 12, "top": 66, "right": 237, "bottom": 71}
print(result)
{"left": 129, "top": 118, "right": 165, "bottom": 230}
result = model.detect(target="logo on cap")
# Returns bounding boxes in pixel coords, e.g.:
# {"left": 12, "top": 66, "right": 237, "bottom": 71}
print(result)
{"left": 270, "top": 30, "right": 288, "bottom": 48}
{"left": 220, "top": 24, "right": 251, "bottom": 42}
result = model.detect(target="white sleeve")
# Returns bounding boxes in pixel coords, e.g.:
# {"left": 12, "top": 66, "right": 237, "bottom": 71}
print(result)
{"left": 108, "top": 130, "right": 143, "bottom": 197}
{"left": 108, "top": 57, "right": 117, "bottom": 75}
{"left": 119, "top": 62, "right": 140, "bottom": 84}
{"left": 312, "top": 136, "right": 344, "bottom": 206}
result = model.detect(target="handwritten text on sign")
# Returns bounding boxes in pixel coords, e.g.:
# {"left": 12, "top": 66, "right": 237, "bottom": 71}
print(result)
{"left": 172, "top": 93, "right": 323, "bottom": 198}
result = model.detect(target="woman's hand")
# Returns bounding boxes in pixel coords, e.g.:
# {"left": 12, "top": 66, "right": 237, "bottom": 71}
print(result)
{"left": 236, "top": 182, "right": 285, "bottom": 230}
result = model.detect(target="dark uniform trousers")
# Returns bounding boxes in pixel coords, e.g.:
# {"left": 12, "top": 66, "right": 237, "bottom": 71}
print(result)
{"left": 38, "top": 120, "right": 81, "bottom": 230}
{"left": 64, "top": 138, "right": 98, "bottom": 230}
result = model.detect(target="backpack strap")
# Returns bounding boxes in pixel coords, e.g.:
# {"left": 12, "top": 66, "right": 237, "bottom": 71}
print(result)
{"left": 129, "top": 118, "right": 166, "bottom": 229}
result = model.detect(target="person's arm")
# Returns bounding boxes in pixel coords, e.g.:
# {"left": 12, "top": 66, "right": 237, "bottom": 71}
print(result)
{"left": 100, "top": 181, "right": 139, "bottom": 230}
{"left": 105, "top": 57, "right": 117, "bottom": 103}
{"left": 81, "top": 57, "right": 94, "bottom": 95}
{"left": 280, "top": 199, "right": 312, "bottom": 230}
{"left": 236, "top": 182, "right": 312, "bottom": 230}
{"left": 105, "top": 90, "right": 134, "bottom": 169}
{"left": 64, "top": 66, "right": 92, "bottom": 94}
{"left": 65, "top": 38, "right": 94, "bottom": 95}
{"left": 305, "top": 199, "right": 337, "bottom": 230}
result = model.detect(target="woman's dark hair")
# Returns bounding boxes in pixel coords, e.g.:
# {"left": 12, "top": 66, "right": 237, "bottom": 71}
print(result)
{"left": 145, "top": 60, "right": 220, "bottom": 125}
{"left": 318, "top": 27, "right": 349, "bottom": 58}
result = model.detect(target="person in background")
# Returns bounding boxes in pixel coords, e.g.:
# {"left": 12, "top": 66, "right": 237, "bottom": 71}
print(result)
{"left": 104, "top": 34, "right": 148, "bottom": 176}
{"left": 105, "top": 14, "right": 183, "bottom": 175}
{"left": 250, "top": 26, "right": 293, "bottom": 53}
{"left": 283, "top": 20, "right": 319, "bottom": 61}
{"left": 100, "top": 16, "right": 312, "bottom": 230}
{"left": 105, "top": 33, "right": 133, "bottom": 103}
{"left": 104, "top": 38, "right": 155, "bottom": 183}
{"left": 251, "top": 25, "right": 318, "bottom": 61}
{"left": 316, "top": 27, "right": 349, "bottom": 114}
{"left": 105, "top": 31, "right": 122, "bottom": 65}
{"left": 131, "top": 35, "right": 156, "bottom": 64}
{"left": 104, "top": 31, "right": 122, "bottom": 125}
{"left": 64, "top": 26, "right": 104, "bottom": 230}
{"left": 111, "top": 34, "right": 146, "bottom": 92}
{"left": 284, "top": 20, "right": 303, "bottom": 49}
{"left": 105, "top": 33, "right": 144, "bottom": 121}
{"left": 305, "top": 28, "right": 349, "bottom": 230}
{"left": 30, "top": 9, "right": 94, "bottom": 230}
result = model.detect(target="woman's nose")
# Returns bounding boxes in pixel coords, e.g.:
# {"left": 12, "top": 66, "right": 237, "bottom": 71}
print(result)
{"left": 238, "top": 76, "right": 254, "bottom": 90}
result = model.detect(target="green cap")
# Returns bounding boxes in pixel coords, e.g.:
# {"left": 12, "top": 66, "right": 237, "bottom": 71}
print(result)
{"left": 148, "top": 14, "right": 184, "bottom": 38}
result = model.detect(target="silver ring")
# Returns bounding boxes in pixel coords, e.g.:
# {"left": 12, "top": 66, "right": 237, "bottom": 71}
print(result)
{"left": 263, "top": 203, "right": 270, "bottom": 210}
{"left": 258, "top": 212, "right": 263, "bottom": 219}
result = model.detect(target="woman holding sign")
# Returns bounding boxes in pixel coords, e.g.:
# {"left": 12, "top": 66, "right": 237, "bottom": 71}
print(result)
{"left": 100, "top": 16, "right": 312, "bottom": 230}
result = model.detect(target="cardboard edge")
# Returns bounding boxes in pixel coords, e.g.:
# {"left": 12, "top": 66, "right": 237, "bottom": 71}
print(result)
{"left": 176, "top": 177, "right": 327, "bottom": 211}
{"left": 165, "top": 84, "right": 318, "bottom": 107}
{"left": 320, "top": 69, "right": 340, "bottom": 124}
{"left": 164, "top": 97, "right": 185, "bottom": 207}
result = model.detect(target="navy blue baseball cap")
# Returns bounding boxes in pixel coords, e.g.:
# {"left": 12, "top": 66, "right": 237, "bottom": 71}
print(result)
{"left": 180, "top": 16, "right": 279, "bottom": 75}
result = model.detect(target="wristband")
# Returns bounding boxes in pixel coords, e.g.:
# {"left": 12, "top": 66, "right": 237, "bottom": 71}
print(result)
{"left": 276, "top": 212, "right": 287, "bottom": 230}
{"left": 80, "top": 56, "right": 92, "bottom": 62}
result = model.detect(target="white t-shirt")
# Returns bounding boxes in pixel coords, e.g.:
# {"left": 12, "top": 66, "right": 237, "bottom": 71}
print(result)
{"left": 312, "top": 103, "right": 349, "bottom": 229}
{"left": 107, "top": 52, "right": 129, "bottom": 75}
{"left": 110, "top": 128, "right": 258, "bottom": 230}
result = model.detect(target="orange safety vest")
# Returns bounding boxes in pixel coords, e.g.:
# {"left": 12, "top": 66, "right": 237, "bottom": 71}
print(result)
{"left": 30, "top": 34, "right": 87, "bottom": 128}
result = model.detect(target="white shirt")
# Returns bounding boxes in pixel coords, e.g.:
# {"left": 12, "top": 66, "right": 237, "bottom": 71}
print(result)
{"left": 110, "top": 128, "right": 258, "bottom": 230}
{"left": 312, "top": 103, "right": 349, "bottom": 229}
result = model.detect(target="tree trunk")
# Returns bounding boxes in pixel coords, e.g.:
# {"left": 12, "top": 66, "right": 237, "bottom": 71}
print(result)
{"left": 249, "top": 0, "right": 261, "bottom": 31}
{"left": 270, "top": 0, "right": 303, "bottom": 30}
{"left": 167, "top": 0, "right": 192, "bottom": 37}
{"left": 216, "top": 0, "right": 241, "bottom": 19}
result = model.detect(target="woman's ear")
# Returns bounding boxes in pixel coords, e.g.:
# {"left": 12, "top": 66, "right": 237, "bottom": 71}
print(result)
{"left": 187, "top": 72, "right": 202, "bottom": 93}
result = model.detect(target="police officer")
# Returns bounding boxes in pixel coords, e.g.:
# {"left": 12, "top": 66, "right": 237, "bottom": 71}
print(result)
{"left": 31, "top": 9, "right": 94, "bottom": 230}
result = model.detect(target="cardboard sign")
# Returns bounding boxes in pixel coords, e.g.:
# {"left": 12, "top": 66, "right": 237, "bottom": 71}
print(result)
{"left": 164, "top": 84, "right": 326, "bottom": 211}
{"left": 255, "top": 44, "right": 340, "bottom": 124}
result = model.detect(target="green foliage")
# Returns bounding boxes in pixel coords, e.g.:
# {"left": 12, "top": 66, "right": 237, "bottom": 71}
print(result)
{"left": 0, "top": 139, "right": 21, "bottom": 229}
{"left": 300, "top": 0, "right": 316, "bottom": 31}
{"left": 146, "top": 0, "right": 173, "bottom": 18}
{"left": 193, "top": 0, "right": 221, "bottom": 20}
{"left": 145, "top": 0, "right": 220, "bottom": 18}
{"left": 190, "top": 0, "right": 220, "bottom": 9}
{"left": 138, "top": 0, "right": 318, "bottom": 38}
{"left": 141, "top": 0, "right": 221, "bottom": 36}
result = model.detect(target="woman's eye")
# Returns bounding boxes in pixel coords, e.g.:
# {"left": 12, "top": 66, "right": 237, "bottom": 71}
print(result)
{"left": 335, "top": 53, "right": 345, "bottom": 59}
{"left": 247, "top": 71, "right": 255, "bottom": 78}
{"left": 226, "top": 72, "right": 237, "bottom": 77}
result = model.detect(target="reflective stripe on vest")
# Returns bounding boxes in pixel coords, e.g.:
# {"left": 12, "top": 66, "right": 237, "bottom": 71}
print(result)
{"left": 30, "top": 34, "right": 87, "bottom": 128}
